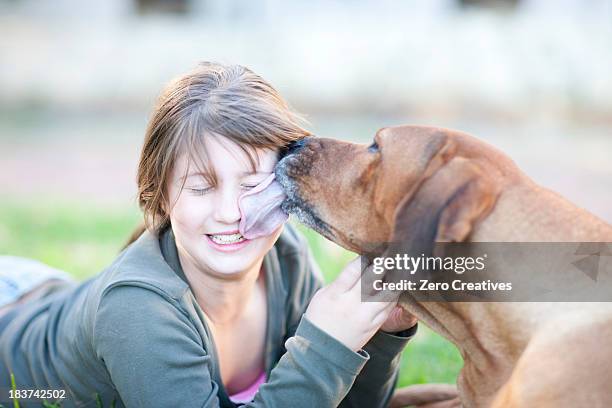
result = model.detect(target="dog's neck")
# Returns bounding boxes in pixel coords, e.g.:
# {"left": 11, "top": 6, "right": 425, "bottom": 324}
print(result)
{"left": 400, "top": 298, "right": 534, "bottom": 406}
{"left": 411, "top": 300, "right": 531, "bottom": 357}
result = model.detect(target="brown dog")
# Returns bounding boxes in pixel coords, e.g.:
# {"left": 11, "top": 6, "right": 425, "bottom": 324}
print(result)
{"left": 275, "top": 125, "right": 612, "bottom": 408}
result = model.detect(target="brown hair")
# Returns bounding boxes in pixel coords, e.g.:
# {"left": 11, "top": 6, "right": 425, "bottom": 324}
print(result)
{"left": 135, "top": 61, "right": 310, "bottom": 236}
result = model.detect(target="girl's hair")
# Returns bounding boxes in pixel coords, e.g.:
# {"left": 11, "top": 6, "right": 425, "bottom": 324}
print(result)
{"left": 136, "top": 61, "right": 310, "bottom": 234}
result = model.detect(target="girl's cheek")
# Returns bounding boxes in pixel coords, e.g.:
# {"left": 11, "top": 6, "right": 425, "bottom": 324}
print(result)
{"left": 172, "top": 194, "right": 213, "bottom": 228}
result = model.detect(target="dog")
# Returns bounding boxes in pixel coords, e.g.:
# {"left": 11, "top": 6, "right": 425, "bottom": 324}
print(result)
{"left": 275, "top": 125, "right": 612, "bottom": 407}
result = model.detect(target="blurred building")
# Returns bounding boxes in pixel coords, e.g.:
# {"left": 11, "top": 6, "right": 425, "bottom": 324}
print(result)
{"left": 0, "top": 0, "right": 610, "bottom": 119}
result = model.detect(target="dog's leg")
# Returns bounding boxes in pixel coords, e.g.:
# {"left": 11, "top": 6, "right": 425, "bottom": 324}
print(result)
{"left": 491, "top": 312, "right": 612, "bottom": 408}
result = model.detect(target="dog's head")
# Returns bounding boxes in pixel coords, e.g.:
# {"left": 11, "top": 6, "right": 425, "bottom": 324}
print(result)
{"left": 275, "top": 125, "right": 500, "bottom": 254}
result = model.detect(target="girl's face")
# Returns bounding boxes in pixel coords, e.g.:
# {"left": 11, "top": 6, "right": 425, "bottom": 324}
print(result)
{"left": 167, "top": 135, "right": 283, "bottom": 278}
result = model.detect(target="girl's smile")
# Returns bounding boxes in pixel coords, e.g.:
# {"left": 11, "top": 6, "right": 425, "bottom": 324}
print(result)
{"left": 205, "top": 230, "right": 251, "bottom": 252}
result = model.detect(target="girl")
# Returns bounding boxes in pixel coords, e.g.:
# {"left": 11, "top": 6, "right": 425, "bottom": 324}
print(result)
{"left": 0, "top": 62, "right": 417, "bottom": 407}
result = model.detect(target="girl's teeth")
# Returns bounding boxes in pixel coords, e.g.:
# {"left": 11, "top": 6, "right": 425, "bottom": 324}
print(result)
{"left": 209, "top": 233, "right": 245, "bottom": 244}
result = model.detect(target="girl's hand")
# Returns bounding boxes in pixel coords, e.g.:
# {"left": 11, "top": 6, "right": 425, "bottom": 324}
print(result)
{"left": 380, "top": 304, "right": 418, "bottom": 334}
{"left": 304, "top": 257, "right": 397, "bottom": 352}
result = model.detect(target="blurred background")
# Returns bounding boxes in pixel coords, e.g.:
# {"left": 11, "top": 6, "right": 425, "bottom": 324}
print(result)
{"left": 1, "top": 0, "right": 611, "bottom": 388}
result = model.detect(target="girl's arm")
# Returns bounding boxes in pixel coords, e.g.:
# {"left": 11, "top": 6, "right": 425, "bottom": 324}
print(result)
{"left": 285, "top": 245, "right": 418, "bottom": 408}
{"left": 94, "top": 285, "right": 369, "bottom": 408}
{"left": 339, "top": 325, "right": 417, "bottom": 407}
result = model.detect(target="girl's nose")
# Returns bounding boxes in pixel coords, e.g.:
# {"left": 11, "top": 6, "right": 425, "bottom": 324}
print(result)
{"left": 213, "top": 188, "right": 241, "bottom": 225}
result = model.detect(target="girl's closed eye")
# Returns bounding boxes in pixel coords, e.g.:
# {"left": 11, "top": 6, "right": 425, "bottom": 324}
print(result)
{"left": 241, "top": 173, "right": 271, "bottom": 190}
{"left": 240, "top": 183, "right": 259, "bottom": 190}
{"left": 187, "top": 186, "right": 213, "bottom": 195}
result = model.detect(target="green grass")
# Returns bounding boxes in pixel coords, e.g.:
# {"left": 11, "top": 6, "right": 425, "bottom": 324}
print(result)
{"left": 0, "top": 201, "right": 140, "bottom": 280}
{"left": 11, "top": 373, "right": 17, "bottom": 408}
{"left": 0, "top": 200, "right": 461, "bottom": 399}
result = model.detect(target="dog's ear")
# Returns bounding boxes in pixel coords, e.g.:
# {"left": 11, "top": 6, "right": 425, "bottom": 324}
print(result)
{"left": 375, "top": 126, "right": 459, "bottom": 224}
{"left": 391, "top": 157, "right": 499, "bottom": 248}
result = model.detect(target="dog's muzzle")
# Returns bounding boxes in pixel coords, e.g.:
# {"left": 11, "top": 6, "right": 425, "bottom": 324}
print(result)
{"left": 274, "top": 137, "right": 333, "bottom": 238}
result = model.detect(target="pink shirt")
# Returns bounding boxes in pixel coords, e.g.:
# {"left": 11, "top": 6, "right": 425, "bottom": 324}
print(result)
{"left": 228, "top": 371, "right": 267, "bottom": 404}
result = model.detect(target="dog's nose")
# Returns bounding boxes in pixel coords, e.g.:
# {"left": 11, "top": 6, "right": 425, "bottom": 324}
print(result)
{"left": 280, "top": 137, "right": 310, "bottom": 159}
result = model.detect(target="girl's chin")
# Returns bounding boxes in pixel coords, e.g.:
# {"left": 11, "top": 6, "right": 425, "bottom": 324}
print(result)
{"left": 205, "top": 262, "right": 260, "bottom": 278}
{"left": 200, "top": 249, "right": 262, "bottom": 274}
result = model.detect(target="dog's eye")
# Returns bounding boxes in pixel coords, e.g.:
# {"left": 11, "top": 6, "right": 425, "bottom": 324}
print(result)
{"left": 368, "top": 141, "right": 379, "bottom": 153}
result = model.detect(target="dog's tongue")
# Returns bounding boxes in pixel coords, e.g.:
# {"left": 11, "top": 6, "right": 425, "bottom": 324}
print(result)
{"left": 239, "top": 173, "right": 288, "bottom": 240}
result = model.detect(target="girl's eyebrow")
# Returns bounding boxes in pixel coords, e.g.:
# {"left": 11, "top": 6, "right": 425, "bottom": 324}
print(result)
{"left": 178, "top": 172, "right": 210, "bottom": 182}
{"left": 179, "top": 171, "right": 269, "bottom": 182}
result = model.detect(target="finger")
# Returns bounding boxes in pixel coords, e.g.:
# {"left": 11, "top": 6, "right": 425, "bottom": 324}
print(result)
{"left": 360, "top": 261, "right": 403, "bottom": 302}
{"left": 382, "top": 298, "right": 398, "bottom": 315}
{"left": 358, "top": 273, "right": 401, "bottom": 303}
{"left": 366, "top": 298, "right": 397, "bottom": 315}
{"left": 329, "top": 257, "right": 363, "bottom": 292}
{"left": 371, "top": 299, "right": 399, "bottom": 327}
{"left": 370, "top": 286, "right": 401, "bottom": 303}
{"left": 345, "top": 267, "right": 399, "bottom": 310}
